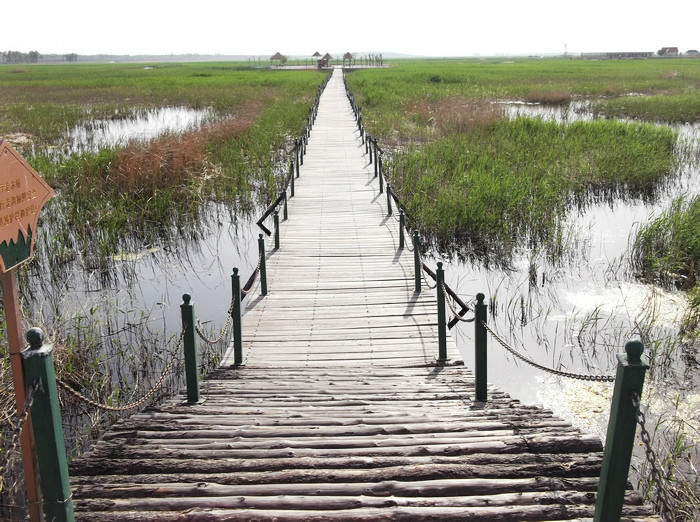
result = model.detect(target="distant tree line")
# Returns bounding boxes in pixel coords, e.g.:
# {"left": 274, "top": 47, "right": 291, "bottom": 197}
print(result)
{"left": 2, "top": 50, "right": 40, "bottom": 63}
{"left": 2, "top": 51, "right": 78, "bottom": 63}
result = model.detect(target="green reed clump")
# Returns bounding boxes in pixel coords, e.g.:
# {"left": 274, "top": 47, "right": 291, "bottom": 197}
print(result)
{"left": 632, "top": 195, "right": 700, "bottom": 333}
{"left": 595, "top": 91, "right": 700, "bottom": 123}
{"left": 389, "top": 118, "right": 677, "bottom": 262}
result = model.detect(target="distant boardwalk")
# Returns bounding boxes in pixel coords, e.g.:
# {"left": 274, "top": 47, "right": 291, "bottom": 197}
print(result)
{"left": 69, "top": 70, "right": 657, "bottom": 520}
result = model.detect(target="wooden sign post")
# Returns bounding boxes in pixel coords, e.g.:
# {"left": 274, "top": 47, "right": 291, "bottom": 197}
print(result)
{"left": 0, "top": 139, "right": 55, "bottom": 521}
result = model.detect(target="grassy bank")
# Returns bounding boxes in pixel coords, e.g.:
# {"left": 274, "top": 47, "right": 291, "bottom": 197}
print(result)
{"left": 632, "top": 195, "right": 700, "bottom": 333}
{"left": 389, "top": 117, "right": 677, "bottom": 261}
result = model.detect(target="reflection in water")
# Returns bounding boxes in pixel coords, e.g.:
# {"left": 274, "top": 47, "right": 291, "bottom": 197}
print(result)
{"left": 68, "top": 106, "right": 214, "bottom": 154}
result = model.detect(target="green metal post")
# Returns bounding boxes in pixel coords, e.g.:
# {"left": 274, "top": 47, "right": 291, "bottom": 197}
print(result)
{"left": 180, "top": 294, "right": 200, "bottom": 404}
{"left": 231, "top": 268, "right": 243, "bottom": 366}
{"left": 594, "top": 340, "right": 649, "bottom": 522}
{"left": 299, "top": 137, "right": 304, "bottom": 166}
{"left": 289, "top": 161, "right": 295, "bottom": 198}
{"left": 436, "top": 262, "right": 447, "bottom": 362}
{"left": 379, "top": 155, "right": 384, "bottom": 189}
{"left": 413, "top": 231, "right": 421, "bottom": 293}
{"left": 475, "top": 293, "right": 488, "bottom": 401}
{"left": 274, "top": 210, "right": 280, "bottom": 250}
{"left": 283, "top": 191, "right": 288, "bottom": 221}
{"left": 386, "top": 184, "right": 392, "bottom": 216}
{"left": 399, "top": 211, "right": 405, "bottom": 249}
{"left": 368, "top": 134, "right": 372, "bottom": 162}
{"left": 295, "top": 139, "right": 300, "bottom": 177}
{"left": 258, "top": 234, "right": 268, "bottom": 296}
{"left": 374, "top": 139, "right": 379, "bottom": 179}
{"left": 21, "top": 328, "right": 75, "bottom": 522}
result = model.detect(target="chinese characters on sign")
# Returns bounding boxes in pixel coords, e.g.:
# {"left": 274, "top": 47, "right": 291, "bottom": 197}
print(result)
{"left": 0, "top": 140, "right": 55, "bottom": 272}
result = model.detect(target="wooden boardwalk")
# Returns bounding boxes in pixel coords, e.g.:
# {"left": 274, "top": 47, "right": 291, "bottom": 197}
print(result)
{"left": 69, "top": 69, "right": 657, "bottom": 520}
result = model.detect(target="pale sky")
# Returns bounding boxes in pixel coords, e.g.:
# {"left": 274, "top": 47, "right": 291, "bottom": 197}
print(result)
{"left": 4, "top": 0, "right": 699, "bottom": 58}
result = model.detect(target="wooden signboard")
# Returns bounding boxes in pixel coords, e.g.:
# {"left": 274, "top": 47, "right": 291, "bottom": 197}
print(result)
{"left": 0, "top": 140, "right": 55, "bottom": 272}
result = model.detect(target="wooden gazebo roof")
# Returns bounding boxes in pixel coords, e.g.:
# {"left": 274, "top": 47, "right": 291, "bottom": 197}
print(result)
{"left": 270, "top": 52, "right": 284, "bottom": 62}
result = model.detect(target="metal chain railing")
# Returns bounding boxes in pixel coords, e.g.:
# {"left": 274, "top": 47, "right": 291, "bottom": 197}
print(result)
{"left": 195, "top": 300, "right": 234, "bottom": 345}
{"left": 0, "top": 382, "right": 38, "bottom": 486}
{"left": 442, "top": 282, "right": 476, "bottom": 322}
{"left": 55, "top": 327, "right": 186, "bottom": 413}
{"left": 633, "top": 392, "right": 674, "bottom": 519}
{"left": 240, "top": 248, "right": 263, "bottom": 299}
{"left": 482, "top": 320, "right": 616, "bottom": 382}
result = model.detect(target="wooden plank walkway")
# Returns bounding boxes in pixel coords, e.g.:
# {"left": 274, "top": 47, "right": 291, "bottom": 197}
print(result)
{"left": 69, "top": 69, "right": 657, "bottom": 520}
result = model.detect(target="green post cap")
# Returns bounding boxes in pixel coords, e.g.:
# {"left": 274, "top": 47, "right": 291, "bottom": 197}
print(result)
{"left": 26, "top": 327, "right": 45, "bottom": 349}
{"left": 182, "top": 294, "right": 191, "bottom": 305}
{"left": 625, "top": 340, "right": 644, "bottom": 363}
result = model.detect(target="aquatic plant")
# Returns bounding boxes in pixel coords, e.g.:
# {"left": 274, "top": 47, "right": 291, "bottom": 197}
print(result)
{"left": 388, "top": 118, "right": 677, "bottom": 264}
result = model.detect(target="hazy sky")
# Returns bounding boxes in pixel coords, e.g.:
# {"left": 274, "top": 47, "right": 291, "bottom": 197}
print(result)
{"left": 4, "top": 0, "right": 699, "bottom": 57}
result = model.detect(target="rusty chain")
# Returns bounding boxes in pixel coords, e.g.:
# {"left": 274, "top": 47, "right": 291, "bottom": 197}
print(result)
{"left": 633, "top": 392, "right": 675, "bottom": 519}
{"left": 0, "top": 381, "right": 38, "bottom": 487}
{"left": 56, "top": 327, "right": 186, "bottom": 413}
{"left": 481, "top": 320, "right": 616, "bottom": 382}
{"left": 196, "top": 300, "right": 234, "bottom": 345}
{"left": 240, "top": 248, "right": 263, "bottom": 299}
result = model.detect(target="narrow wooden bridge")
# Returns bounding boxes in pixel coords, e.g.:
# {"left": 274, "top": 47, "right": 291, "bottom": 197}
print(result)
{"left": 68, "top": 70, "right": 657, "bottom": 520}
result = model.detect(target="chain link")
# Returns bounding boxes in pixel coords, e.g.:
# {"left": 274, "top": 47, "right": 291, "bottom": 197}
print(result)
{"left": 633, "top": 392, "right": 675, "bottom": 519}
{"left": 56, "top": 327, "right": 186, "bottom": 413}
{"left": 241, "top": 249, "right": 264, "bottom": 298}
{"left": 482, "top": 320, "right": 615, "bottom": 382}
{"left": 441, "top": 282, "right": 475, "bottom": 323}
{"left": 0, "top": 381, "right": 38, "bottom": 487}
{"left": 196, "top": 300, "right": 234, "bottom": 345}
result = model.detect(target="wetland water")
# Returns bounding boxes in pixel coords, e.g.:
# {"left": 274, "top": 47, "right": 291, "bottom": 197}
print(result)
{"left": 26, "top": 104, "right": 700, "bottom": 460}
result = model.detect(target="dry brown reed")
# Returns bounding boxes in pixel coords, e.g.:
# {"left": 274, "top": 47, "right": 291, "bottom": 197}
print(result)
{"left": 108, "top": 101, "right": 264, "bottom": 193}
{"left": 409, "top": 97, "right": 503, "bottom": 140}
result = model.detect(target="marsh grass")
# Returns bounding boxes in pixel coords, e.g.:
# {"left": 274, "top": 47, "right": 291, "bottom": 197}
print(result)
{"left": 389, "top": 117, "right": 677, "bottom": 264}
{"left": 2, "top": 66, "right": 328, "bottom": 278}
{"left": 632, "top": 195, "right": 700, "bottom": 334}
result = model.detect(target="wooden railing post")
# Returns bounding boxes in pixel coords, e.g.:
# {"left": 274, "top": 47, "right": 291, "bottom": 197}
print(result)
{"left": 413, "top": 231, "right": 421, "bottom": 293}
{"left": 436, "top": 262, "right": 447, "bottom": 362}
{"left": 231, "top": 268, "right": 243, "bottom": 366}
{"left": 282, "top": 190, "right": 288, "bottom": 221}
{"left": 180, "top": 294, "right": 201, "bottom": 404}
{"left": 258, "top": 234, "right": 268, "bottom": 296}
{"left": 21, "top": 328, "right": 75, "bottom": 521}
{"left": 399, "top": 210, "right": 405, "bottom": 249}
{"left": 594, "top": 340, "right": 649, "bottom": 522}
{"left": 368, "top": 134, "right": 373, "bottom": 163}
{"left": 475, "top": 293, "right": 488, "bottom": 401}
